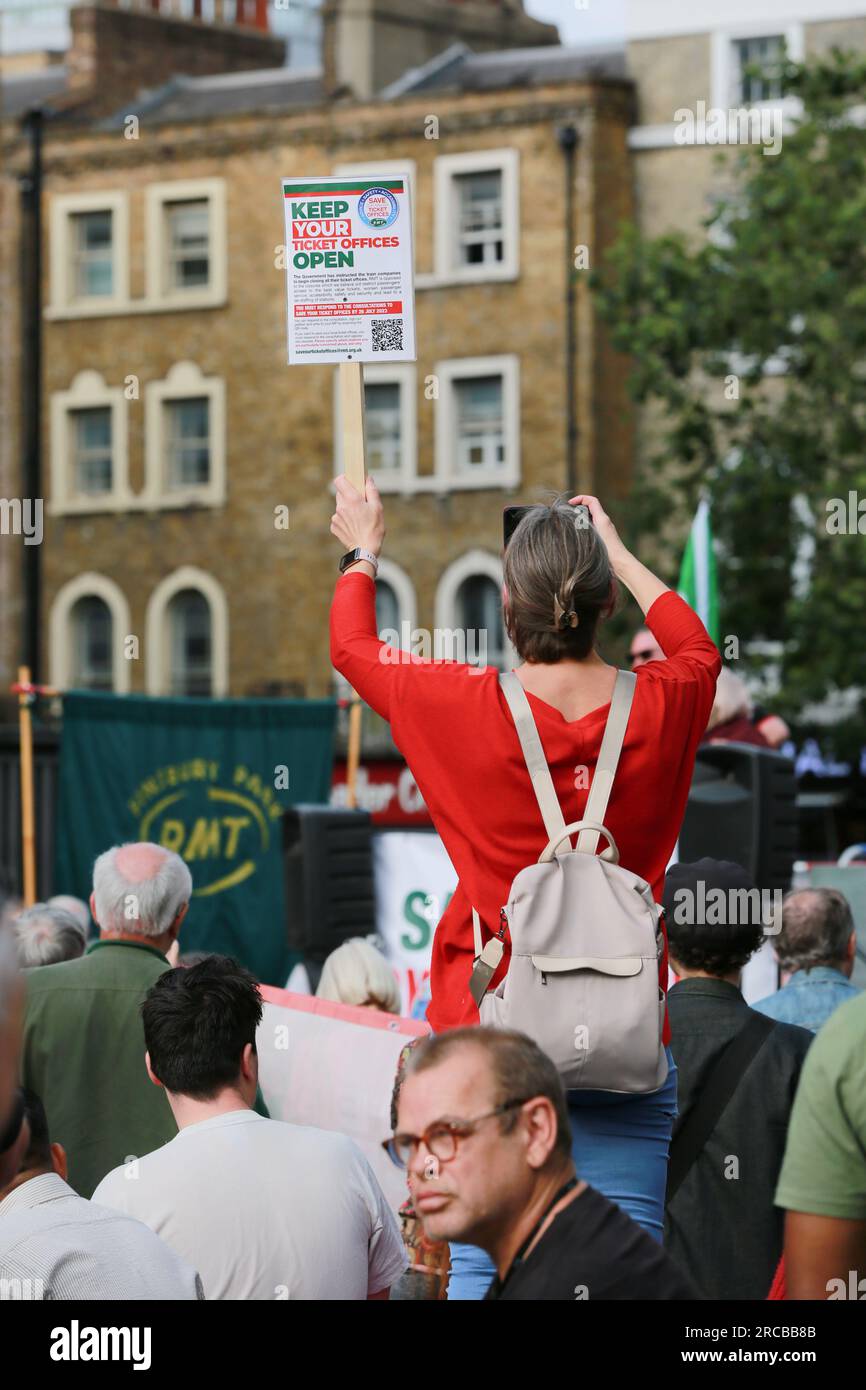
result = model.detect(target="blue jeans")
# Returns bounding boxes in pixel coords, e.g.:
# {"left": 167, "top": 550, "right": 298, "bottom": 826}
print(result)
{"left": 446, "top": 1046, "right": 679, "bottom": 1300}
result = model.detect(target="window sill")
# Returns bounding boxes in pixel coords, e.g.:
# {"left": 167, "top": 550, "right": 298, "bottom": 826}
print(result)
{"left": 45, "top": 291, "right": 227, "bottom": 321}
{"left": 417, "top": 267, "right": 518, "bottom": 291}
{"left": 49, "top": 491, "right": 225, "bottom": 516}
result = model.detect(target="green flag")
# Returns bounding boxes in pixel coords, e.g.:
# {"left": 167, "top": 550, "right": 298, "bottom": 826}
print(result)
{"left": 677, "top": 496, "right": 720, "bottom": 646}
{"left": 54, "top": 692, "right": 337, "bottom": 986}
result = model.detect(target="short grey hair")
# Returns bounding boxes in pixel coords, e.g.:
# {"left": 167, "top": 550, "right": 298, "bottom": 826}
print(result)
{"left": 47, "top": 894, "right": 91, "bottom": 937}
{"left": 14, "top": 904, "right": 86, "bottom": 969}
{"left": 316, "top": 937, "right": 400, "bottom": 1013}
{"left": 774, "top": 888, "right": 856, "bottom": 972}
{"left": 92, "top": 843, "right": 192, "bottom": 939}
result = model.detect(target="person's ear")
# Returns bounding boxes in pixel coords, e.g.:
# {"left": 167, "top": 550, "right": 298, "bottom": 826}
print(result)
{"left": 521, "top": 1097, "right": 559, "bottom": 1172}
{"left": 171, "top": 902, "right": 189, "bottom": 939}
{"left": 89, "top": 891, "right": 97, "bottom": 924}
{"left": 240, "top": 1042, "right": 258, "bottom": 1085}
{"left": 51, "top": 1143, "right": 67, "bottom": 1180}
{"left": 846, "top": 932, "right": 857, "bottom": 965}
{"left": 144, "top": 1051, "right": 163, "bottom": 1089}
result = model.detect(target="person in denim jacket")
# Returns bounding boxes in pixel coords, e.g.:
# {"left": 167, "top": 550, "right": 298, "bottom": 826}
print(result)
{"left": 753, "top": 888, "right": 861, "bottom": 1034}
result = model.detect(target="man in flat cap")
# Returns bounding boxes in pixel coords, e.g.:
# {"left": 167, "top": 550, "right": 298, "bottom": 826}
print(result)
{"left": 662, "top": 858, "right": 812, "bottom": 1301}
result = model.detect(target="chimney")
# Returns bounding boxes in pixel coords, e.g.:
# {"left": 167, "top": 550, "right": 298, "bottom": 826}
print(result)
{"left": 322, "top": 0, "right": 560, "bottom": 101}
{"left": 63, "top": 2, "right": 285, "bottom": 119}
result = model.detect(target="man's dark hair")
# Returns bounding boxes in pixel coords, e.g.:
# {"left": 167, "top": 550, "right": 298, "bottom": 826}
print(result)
{"left": 403, "top": 1027, "right": 572, "bottom": 1162}
{"left": 142, "top": 956, "right": 263, "bottom": 1100}
{"left": 20, "top": 1088, "right": 52, "bottom": 1170}
{"left": 664, "top": 859, "right": 765, "bottom": 975}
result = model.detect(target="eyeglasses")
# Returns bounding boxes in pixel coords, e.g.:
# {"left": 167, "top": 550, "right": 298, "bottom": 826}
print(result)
{"left": 382, "top": 1098, "right": 531, "bottom": 1170}
{"left": 630, "top": 648, "right": 657, "bottom": 665}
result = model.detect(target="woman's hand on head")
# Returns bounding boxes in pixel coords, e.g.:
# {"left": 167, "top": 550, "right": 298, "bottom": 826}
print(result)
{"left": 568, "top": 494, "right": 631, "bottom": 572}
{"left": 330, "top": 473, "right": 386, "bottom": 556}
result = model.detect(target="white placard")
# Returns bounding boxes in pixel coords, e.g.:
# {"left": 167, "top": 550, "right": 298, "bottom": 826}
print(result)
{"left": 282, "top": 173, "right": 416, "bottom": 363}
{"left": 373, "top": 830, "right": 458, "bottom": 1014}
{"left": 257, "top": 987, "right": 428, "bottom": 1213}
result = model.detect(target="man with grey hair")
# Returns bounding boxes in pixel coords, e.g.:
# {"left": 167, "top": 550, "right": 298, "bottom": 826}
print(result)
{"left": 753, "top": 887, "right": 861, "bottom": 1033}
{"left": 14, "top": 903, "right": 86, "bottom": 970}
{"left": 21, "top": 843, "right": 192, "bottom": 1198}
{"left": 47, "top": 894, "right": 92, "bottom": 941}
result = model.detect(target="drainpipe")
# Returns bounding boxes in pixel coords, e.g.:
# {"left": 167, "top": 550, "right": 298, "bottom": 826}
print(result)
{"left": 556, "top": 124, "right": 580, "bottom": 497}
{"left": 20, "top": 107, "right": 43, "bottom": 680}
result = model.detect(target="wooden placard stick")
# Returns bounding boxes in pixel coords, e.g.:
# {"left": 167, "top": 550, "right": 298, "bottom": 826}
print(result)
{"left": 17, "top": 665, "right": 37, "bottom": 906}
{"left": 339, "top": 361, "right": 367, "bottom": 811}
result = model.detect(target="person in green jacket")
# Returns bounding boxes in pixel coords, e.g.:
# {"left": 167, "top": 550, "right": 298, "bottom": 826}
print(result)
{"left": 21, "top": 843, "right": 191, "bottom": 1198}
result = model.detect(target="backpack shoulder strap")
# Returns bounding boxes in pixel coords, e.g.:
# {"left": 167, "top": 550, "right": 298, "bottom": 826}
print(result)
{"left": 576, "top": 670, "right": 636, "bottom": 855}
{"left": 498, "top": 671, "right": 567, "bottom": 849}
{"left": 666, "top": 1011, "right": 776, "bottom": 1205}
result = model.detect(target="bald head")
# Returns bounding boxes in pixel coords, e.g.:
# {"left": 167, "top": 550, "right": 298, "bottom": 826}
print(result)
{"left": 115, "top": 843, "right": 170, "bottom": 882}
{"left": 92, "top": 842, "right": 192, "bottom": 943}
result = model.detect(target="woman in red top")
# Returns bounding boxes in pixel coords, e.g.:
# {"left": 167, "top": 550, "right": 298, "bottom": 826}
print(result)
{"left": 330, "top": 479, "right": 720, "bottom": 1297}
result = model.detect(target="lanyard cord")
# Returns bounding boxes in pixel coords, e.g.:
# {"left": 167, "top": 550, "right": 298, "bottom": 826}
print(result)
{"left": 498, "top": 1175, "right": 579, "bottom": 1292}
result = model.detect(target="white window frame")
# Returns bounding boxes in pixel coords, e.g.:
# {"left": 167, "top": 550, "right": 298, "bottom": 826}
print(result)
{"left": 420, "top": 149, "right": 519, "bottom": 288}
{"left": 144, "top": 178, "right": 227, "bottom": 310}
{"left": 434, "top": 355, "right": 520, "bottom": 492}
{"left": 143, "top": 361, "right": 226, "bottom": 508}
{"left": 48, "top": 191, "right": 130, "bottom": 317}
{"left": 434, "top": 550, "right": 515, "bottom": 671}
{"left": 711, "top": 22, "right": 804, "bottom": 114}
{"left": 49, "top": 572, "right": 132, "bottom": 694}
{"left": 145, "top": 566, "right": 229, "bottom": 697}
{"left": 333, "top": 363, "right": 417, "bottom": 494}
{"left": 49, "top": 370, "right": 133, "bottom": 515}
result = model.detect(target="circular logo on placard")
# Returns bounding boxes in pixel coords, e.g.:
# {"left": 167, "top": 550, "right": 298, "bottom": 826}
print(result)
{"left": 358, "top": 187, "right": 399, "bottom": 228}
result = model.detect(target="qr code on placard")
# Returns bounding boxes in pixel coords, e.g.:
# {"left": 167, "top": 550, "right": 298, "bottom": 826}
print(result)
{"left": 371, "top": 318, "right": 403, "bottom": 352}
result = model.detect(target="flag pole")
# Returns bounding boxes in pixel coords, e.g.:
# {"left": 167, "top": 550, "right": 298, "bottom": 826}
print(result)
{"left": 11, "top": 672, "right": 59, "bottom": 906}
{"left": 339, "top": 362, "right": 367, "bottom": 811}
{"left": 17, "top": 665, "right": 37, "bottom": 906}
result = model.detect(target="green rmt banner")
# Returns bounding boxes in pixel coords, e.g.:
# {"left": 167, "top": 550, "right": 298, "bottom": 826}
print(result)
{"left": 54, "top": 692, "right": 337, "bottom": 985}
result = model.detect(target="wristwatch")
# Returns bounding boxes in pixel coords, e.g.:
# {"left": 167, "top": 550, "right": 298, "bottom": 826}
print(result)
{"left": 339, "top": 547, "right": 379, "bottom": 575}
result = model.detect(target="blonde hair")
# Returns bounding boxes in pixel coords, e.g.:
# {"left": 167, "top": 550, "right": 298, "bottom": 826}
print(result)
{"left": 707, "top": 667, "right": 752, "bottom": 732}
{"left": 316, "top": 937, "right": 400, "bottom": 1014}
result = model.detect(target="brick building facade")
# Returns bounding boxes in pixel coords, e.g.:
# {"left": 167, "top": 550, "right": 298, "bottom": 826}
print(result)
{"left": 0, "top": 0, "right": 633, "bottom": 719}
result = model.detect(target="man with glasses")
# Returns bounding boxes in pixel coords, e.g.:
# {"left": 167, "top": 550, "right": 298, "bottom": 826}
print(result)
{"left": 386, "top": 1027, "right": 698, "bottom": 1300}
{"left": 629, "top": 627, "right": 665, "bottom": 670}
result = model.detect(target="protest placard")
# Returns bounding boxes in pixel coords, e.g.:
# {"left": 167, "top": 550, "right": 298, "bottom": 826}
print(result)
{"left": 282, "top": 174, "right": 417, "bottom": 364}
{"left": 257, "top": 986, "right": 429, "bottom": 1212}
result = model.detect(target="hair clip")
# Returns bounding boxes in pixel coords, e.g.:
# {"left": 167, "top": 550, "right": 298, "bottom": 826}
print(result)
{"left": 553, "top": 595, "right": 579, "bottom": 630}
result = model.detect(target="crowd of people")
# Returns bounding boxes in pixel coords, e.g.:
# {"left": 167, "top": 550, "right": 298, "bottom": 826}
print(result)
{"left": 1, "top": 487, "right": 864, "bottom": 1301}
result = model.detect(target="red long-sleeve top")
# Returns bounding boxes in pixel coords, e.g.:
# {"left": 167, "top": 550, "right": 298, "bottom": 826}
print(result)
{"left": 330, "top": 574, "right": 721, "bottom": 1041}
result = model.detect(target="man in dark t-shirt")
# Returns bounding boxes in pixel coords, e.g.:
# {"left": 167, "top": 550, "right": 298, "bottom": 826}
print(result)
{"left": 484, "top": 1180, "right": 695, "bottom": 1301}
{"left": 388, "top": 1026, "right": 699, "bottom": 1301}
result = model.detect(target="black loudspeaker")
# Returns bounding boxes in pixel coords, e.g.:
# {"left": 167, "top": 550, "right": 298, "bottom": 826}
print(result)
{"left": 678, "top": 743, "right": 798, "bottom": 893}
{"left": 282, "top": 805, "right": 376, "bottom": 973}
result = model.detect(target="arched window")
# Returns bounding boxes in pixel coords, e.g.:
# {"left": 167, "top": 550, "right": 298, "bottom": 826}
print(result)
{"left": 375, "top": 578, "right": 400, "bottom": 639}
{"left": 436, "top": 551, "right": 510, "bottom": 671}
{"left": 168, "top": 589, "right": 213, "bottom": 696}
{"left": 70, "top": 596, "right": 113, "bottom": 690}
{"left": 455, "top": 574, "right": 505, "bottom": 669}
{"left": 50, "top": 573, "right": 130, "bottom": 694}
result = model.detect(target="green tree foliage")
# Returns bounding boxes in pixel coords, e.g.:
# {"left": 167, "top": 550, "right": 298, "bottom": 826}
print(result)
{"left": 592, "top": 49, "right": 866, "bottom": 751}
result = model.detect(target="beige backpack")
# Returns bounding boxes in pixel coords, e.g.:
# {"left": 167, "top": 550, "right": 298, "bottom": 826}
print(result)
{"left": 469, "top": 669, "right": 669, "bottom": 1094}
